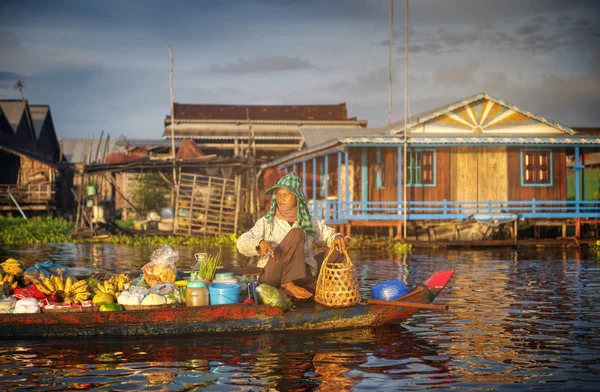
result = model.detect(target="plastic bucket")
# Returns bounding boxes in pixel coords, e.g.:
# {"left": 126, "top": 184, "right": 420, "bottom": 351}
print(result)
{"left": 371, "top": 279, "right": 408, "bottom": 301}
{"left": 209, "top": 283, "right": 241, "bottom": 305}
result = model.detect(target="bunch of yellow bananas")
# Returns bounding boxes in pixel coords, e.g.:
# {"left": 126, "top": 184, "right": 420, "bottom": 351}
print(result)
{"left": 96, "top": 280, "right": 116, "bottom": 296}
{"left": 35, "top": 276, "right": 66, "bottom": 297}
{"left": 1, "top": 258, "right": 25, "bottom": 276}
{"left": 0, "top": 272, "right": 18, "bottom": 292}
{"left": 63, "top": 277, "right": 92, "bottom": 305}
{"left": 109, "top": 274, "right": 132, "bottom": 293}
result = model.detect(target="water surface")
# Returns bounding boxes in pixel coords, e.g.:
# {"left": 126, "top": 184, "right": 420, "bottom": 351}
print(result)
{"left": 1, "top": 244, "right": 599, "bottom": 390}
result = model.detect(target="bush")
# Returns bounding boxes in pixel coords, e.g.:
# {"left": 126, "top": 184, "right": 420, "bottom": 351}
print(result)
{"left": 131, "top": 173, "right": 172, "bottom": 216}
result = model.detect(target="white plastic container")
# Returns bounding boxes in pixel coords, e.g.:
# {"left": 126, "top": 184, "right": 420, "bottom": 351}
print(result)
{"left": 212, "top": 272, "right": 238, "bottom": 285}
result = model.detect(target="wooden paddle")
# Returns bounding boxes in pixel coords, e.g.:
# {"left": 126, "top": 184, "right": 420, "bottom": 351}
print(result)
{"left": 366, "top": 299, "right": 448, "bottom": 311}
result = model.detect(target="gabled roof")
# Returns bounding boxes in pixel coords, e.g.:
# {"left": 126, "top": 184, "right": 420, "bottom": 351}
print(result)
{"left": 382, "top": 93, "right": 576, "bottom": 136}
{"left": 168, "top": 103, "right": 364, "bottom": 123}
{"left": 0, "top": 100, "right": 26, "bottom": 133}
{"left": 29, "top": 105, "right": 49, "bottom": 140}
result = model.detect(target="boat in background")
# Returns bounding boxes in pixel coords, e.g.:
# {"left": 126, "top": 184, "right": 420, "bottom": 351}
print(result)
{"left": 0, "top": 270, "right": 454, "bottom": 339}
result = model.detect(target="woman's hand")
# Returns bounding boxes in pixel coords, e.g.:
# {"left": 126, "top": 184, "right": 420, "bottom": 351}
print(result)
{"left": 333, "top": 235, "right": 350, "bottom": 252}
{"left": 258, "top": 240, "right": 275, "bottom": 258}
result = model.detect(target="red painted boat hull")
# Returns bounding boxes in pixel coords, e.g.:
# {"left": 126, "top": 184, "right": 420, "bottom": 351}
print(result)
{"left": 0, "top": 270, "right": 454, "bottom": 338}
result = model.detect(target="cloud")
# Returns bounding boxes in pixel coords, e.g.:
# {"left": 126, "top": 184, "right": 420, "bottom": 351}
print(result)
{"left": 0, "top": 71, "right": 25, "bottom": 82}
{"left": 516, "top": 23, "right": 544, "bottom": 36}
{"left": 434, "top": 62, "right": 480, "bottom": 86}
{"left": 481, "top": 73, "right": 600, "bottom": 127}
{"left": 207, "top": 56, "right": 316, "bottom": 74}
{"left": 320, "top": 67, "right": 390, "bottom": 95}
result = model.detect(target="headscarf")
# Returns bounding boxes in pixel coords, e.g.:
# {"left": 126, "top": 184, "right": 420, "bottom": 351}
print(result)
{"left": 264, "top": 172, "right": 315, "bottom": 237}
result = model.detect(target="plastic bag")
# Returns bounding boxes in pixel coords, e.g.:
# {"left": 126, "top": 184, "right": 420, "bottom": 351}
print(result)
{"left": 0, "top": 297, "right": 17, "bottom": 313}
{"left": 12, "top": 285, "right": 47, "bottom": 300}
{"left": 42, "top": 260, "right": 71, "bottom": 279}
{"left": 142, "top": 246, "right": 178, "bottom": 285}
{"left": 150, "top": 245, "right": 179, "bottom": 265}
{"left": 256, "top": 284, "right": 294, "bottom": 310}
{"left": 23, "top": 260, "right": 70, "bottom": 285}
{"left": 149, "top": 283, "right": 183, "bottom": 303}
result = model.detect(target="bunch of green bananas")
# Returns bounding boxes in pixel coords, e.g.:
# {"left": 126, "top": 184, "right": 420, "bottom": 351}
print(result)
{"left": 88, "top": 276, "right": 102, "bottom": 294}
{"left": 0, "top": 273, "right": 18, "bottom": 292}
{"left": 1, "top": 258, "right": 25, "bottom": 276}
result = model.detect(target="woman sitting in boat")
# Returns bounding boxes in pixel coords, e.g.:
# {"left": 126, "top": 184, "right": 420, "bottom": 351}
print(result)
{"left": 236, "top": 172, "right": 349, "bottom": 300}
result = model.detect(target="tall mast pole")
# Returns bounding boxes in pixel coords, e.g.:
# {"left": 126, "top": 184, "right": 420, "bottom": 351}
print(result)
{"left": 388, "top": 0, "right": 394, "bottom": 125}
{"left": 403, "top": 0, "right": 409, "bottom": 239}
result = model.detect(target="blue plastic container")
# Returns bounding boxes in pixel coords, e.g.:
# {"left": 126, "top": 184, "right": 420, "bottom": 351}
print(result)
{"left": 209, "top": 283, "right": 241, "bottom": 305}
{"left": 161, "top": 207, "right": 175, "bottom": 219}
{"left": 371, "top": 279, "right": 409, "bottom": 301}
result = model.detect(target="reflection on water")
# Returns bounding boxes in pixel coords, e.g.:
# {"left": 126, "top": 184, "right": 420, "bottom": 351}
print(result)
{"left": 1, "top": 244, "right": 600, "bottom": 390}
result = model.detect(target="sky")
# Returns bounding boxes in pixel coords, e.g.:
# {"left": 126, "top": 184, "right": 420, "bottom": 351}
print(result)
{"left": 0, "top": 0, "right": 599, "bottom": 140}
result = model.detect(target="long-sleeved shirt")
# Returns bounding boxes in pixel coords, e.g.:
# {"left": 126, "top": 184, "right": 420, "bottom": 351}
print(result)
{"left": 236, "top": 216, "right": 340, "bottom": 276}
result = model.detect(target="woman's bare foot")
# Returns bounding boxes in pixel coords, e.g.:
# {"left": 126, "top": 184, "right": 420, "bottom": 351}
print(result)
{"left": 280, "top": 282, "right": 313, "bottom": 299}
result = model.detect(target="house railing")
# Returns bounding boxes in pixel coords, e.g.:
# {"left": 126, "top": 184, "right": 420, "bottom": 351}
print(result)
{"left": 308, "top": 199, "right": 600, "bottom": 224}
{"left": 0, "top": 184, "right": 56, "bottom": 206}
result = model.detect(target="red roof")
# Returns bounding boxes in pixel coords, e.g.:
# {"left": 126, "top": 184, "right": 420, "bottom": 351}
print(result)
{"left": 573, "top": 127, "right": 600, "bottom": 135}
{"left": 171, "top": 103, "right": 352, "bottom": 121}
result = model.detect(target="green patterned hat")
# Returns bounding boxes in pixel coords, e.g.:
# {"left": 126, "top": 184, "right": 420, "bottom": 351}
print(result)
{"left": 264, "top": 172, "right": 315, "bottom": 236}
{"left": 265, "top": 172, "right": 306, "bottom": 202}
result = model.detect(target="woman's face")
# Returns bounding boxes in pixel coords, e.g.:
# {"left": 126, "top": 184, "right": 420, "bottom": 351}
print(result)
{"left": 275, "top": 188, "right": 297, "bottom": 208}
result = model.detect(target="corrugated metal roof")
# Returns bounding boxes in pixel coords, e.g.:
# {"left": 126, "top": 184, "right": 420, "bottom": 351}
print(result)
{"left": 61, "top": 137, "right": 118, "bottom": 163}
{"left": 0, "top": 100, "right": 26, "bottom": 133}
{"left": 29, "top": 105, "right": 49, "bottom": 140}
{"left": 299, "top": 127, "right": 386, "bottom": 148}
{"left": 115, "top": 138, "right": 182, "bottom": 147}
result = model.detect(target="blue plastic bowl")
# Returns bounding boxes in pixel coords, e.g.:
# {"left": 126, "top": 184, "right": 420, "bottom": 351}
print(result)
{"left": 371, "top": 279, "right": 408, "bottom": 301}
{"left": 209, "top": 282, "right": 241, "bottom": 305}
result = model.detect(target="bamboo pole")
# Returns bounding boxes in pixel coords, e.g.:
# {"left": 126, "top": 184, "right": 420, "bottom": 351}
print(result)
{"left": 168, "top": 44, "right": 178, "bottom": 209}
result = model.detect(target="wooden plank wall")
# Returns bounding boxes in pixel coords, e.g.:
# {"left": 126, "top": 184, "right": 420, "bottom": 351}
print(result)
{"left": 507, "top": 147, "right": 566, "bottom": 201}
{"left": 407, "top": 147, "right": 450, "bottom": 202}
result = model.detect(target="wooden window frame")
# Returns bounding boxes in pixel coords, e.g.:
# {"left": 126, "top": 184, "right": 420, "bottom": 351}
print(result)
{"left": 407, "top": 148, "right": 436, "bottom": 186}
{"left": 520, "top": 149, "right": 552, "bottom": 186}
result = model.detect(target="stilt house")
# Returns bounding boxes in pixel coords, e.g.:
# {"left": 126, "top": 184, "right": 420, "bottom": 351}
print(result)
{"left": 263, "top": 93, "right": 600, "bottom": 240}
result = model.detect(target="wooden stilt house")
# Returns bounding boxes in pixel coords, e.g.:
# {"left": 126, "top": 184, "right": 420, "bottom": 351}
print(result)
{"left": 263, "top": 93, "right": 600, "bottom": 240}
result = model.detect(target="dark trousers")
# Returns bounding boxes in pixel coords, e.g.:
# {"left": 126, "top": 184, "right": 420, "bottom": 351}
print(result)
{"left": 259, "top": 228, "right": 344, "bottom": 293}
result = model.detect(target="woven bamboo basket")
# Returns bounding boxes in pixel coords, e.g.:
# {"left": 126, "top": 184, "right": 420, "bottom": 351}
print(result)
{"left": 314, "top": 247, "right": 361, "bottom": 308}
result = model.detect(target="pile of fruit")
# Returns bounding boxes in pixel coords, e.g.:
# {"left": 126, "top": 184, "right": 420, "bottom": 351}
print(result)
{"left": 89, "top": 274, "right": 132, "bottom": 306}
{"left": 0, "top": 257, "right": 135, "bottom": 310}
{"left": 35, "top": 276, "right": 92, "bottom": 305}
{"left": 1, "top": 258, "right": 24, "bottom": 295}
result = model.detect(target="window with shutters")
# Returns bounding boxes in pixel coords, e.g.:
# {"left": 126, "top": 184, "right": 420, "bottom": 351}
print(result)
{"left": 407, "top": 149, "right": 436, "bottom": 186}
{"left": 521, "top": 150, "right": 552, "bottom": 186}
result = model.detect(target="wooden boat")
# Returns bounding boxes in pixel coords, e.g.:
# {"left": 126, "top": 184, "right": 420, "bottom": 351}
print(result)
{"left": 0, "top": 270, "right": 453, "bottom": 339}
